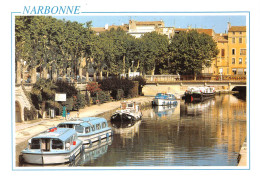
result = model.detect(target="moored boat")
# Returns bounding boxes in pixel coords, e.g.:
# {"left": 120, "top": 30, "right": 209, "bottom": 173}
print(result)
{"left": 153, "top": 93, "right": 178, "bottom": 106}
{"left": 184, "top": 86, "right": 215, "bottom": 102}
{"left": 57, "top": 117, "right": 112, "bottom": 145}
{"left": 110, "top": 101, "right": 142, "bottom": 127}
{"left": 19, "top": 127, "right": 83, "bottom": 165}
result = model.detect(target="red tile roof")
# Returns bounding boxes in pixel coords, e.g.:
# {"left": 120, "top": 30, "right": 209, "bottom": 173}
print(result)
{"left": 174, "top": 28, "right": 214, "bottom": 36}
{"left": 229, "top": 26, "right": 246, "bottom": 32}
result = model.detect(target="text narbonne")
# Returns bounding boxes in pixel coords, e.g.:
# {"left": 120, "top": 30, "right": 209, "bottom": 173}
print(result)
{"left": 23, "top": 6, "right": 81, "bottom": 15}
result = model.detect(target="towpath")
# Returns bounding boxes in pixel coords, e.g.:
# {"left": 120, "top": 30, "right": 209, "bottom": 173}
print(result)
{"left": 15, "top": 96, "right": 153, "bottom": 145}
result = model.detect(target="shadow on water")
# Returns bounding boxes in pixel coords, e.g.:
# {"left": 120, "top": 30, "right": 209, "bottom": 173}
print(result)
{"left": 232, "top": 86, "right": 246, "bottom": 101}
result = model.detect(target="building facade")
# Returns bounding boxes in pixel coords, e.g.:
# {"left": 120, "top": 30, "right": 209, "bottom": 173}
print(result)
{"left": 227, "top": 24, "right": 247, "bottom": 76}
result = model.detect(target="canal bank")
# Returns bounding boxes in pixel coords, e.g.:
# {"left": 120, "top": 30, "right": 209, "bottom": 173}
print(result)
{"left": 16, "top": 96, "right": 154, "bottom": 144}
{"left": 238, "top": 138, "right": 247, "bottom": 166}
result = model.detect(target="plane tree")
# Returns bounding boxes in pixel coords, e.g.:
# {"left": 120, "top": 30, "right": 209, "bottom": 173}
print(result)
{"left": 168, "top": 30, "right": 219, "bottom": 80}
{"left": 140, "top": 32, "right": 169, "bottom": 75}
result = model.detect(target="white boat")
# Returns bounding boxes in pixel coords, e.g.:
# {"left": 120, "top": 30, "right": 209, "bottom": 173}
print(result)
{"left": 153, "top": 93, "right": 178, "bottom": 106}
{"left": 57, "top": 117, "right": 113, "bottom": 145}
{"left": 19, "top": 127, "right": 83, "bottom": 165}
{"left": 110, "top": 101, "right": 142, "bottom": 127}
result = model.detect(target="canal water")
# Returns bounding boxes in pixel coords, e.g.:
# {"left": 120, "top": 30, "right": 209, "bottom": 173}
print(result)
{"left": 19, "top": 94, "right": 247, "bottom": 167}
{"left": 74, "top": 94, "right": 247, "bottom": 167}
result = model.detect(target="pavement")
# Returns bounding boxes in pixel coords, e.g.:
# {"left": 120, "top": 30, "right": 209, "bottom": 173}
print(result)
{"left": 15, "top": 96, "right": 153, "bottom": 145}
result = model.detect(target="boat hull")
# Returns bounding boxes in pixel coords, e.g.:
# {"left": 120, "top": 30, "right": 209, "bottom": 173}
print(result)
{"left": 78, "top": 129, "right": 113, "bottom": 145}
{"left": 111, "top": 113, "right": 142, "bottom": 128}
{"left": 153, "top": 99, "right": 177, "bottom": 106}
{"left": 21, "top": 145, "right": 82, "bottom": 165}
{"left": 184, "top": 93, "right": 215, "bottom": 102}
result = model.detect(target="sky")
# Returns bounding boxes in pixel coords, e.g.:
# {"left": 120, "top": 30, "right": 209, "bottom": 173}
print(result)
{"left": 55, "top": 15, "right": 246, "bottom": 34}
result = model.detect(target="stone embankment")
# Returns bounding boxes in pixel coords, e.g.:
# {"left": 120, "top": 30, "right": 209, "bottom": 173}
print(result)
{"left": 238, "top": 138, "right": 247, "bottom": 166}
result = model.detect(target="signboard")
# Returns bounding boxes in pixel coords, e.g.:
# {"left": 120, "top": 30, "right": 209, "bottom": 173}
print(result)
{"left": 55, "top": 93, "right": 66, "bottom": 102}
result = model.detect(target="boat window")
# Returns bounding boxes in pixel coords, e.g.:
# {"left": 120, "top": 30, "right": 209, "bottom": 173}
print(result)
{"left": 52, "top": 139, "right": 63, "bottom": 150}
{"left": 58, "top": 124, "right": 66, "bottom": 128}
{"left": 96, "top": 123, "right": 101, "bottom": 130}
{"left": 57, "top": 124, "right": 73, "bottom": 128}
{"left": 102, "top": 122, "right": 106, "bottom": 128}
{"left": 85, "top": 127, "right": 91, "bottom": 133}
{"left": 91, "top": 125, "right": 95, "bottom": 131}
{"left": 127, "top": 103, "right": 133, "bottom": 108}
{"left": 75, "top": 125, "right": 84, "bottom": 133}
{"left": 30, "top": 138, "right": 40, "bottom": 149}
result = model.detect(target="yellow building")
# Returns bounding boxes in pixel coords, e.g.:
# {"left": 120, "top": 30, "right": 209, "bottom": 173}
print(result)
{"left": 227, "top": 24, "right": 247, "bottom": 76}
{"left": 213, "top": 33, "right": 229, "bottom": 75}
{"left": 212, "top": 23, "right": 246, "bottom": 77}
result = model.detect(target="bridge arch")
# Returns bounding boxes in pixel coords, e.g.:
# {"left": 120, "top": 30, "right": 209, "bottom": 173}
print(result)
{"left": 231, "top": 86, "right": 246, "bottom": 93}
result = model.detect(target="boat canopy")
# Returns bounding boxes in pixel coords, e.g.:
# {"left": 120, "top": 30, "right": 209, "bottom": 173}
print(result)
{"left": 33, "top": 128, "right": 77, "bottom": 142}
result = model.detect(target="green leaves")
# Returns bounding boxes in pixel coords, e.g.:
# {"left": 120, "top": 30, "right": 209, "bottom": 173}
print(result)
{"left": 168, "top": 30, "right": 219, "bottom": 75}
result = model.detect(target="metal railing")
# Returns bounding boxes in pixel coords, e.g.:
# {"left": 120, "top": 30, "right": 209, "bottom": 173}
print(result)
{"left": 145, "top": 74, "right": 246, "bottom": 82}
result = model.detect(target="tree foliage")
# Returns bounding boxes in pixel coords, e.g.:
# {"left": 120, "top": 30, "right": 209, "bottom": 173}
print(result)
{"left": 168, "top": 30, "right": 219, "bottom": 77}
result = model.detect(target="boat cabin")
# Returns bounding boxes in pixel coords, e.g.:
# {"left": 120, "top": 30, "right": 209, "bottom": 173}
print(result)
{"left": 120, "top": 101, "right": 140, "bottom": 112}
{"left": 57, "top": 117, "right": 110, "bottom": 135}
{"left": 26, "top": 128, "right": 79, "bottom": 152}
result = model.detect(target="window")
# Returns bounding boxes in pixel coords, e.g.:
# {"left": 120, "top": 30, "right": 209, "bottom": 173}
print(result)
{"left": 127, "top": 103, "right": 134, "bottom": 108}
{"left": 244, "top": 69, "right": 246, "bottom": 75}
{"left": 239, "top": 37, "right": 242, "bottom": 43}
{"left": 91, "top": 125, "right": 95, "bottom": 131}
{"left": 233, "top": 32, "right": 235, "bottom": 35}
{"left": 232, "top": 38, "right": 235, "bottom": 43}
{"left": 96, "top": 123, "right": 101, "bottom": 130}
{"left": 239, "top": 32, "right": 242, "bottom": 35}
{"left": 221, "top": 49, "right": 225, "bottom": 57}
{"left": 52, "top": 139, "right": 63, "bottom": 150}
{"left": 102, "top": 122, "right": 107, "bottom": 128}
{"left": 232, "top": 58, "right": 236, "bottom": 64}
{"left": 232, "top": 69, "right": 237, "bottom": 75}
{"left": 75, "top": 125, "right": 84, "bottom": 133}
{"left": 227, "top": 68, "right": 229, "bottom": 74}
{"left": 240, "top": 49, "right": 246, "bottom": 55}
{"left": 85, "top": 127, "right": 91, "bottom": 133}
{"left": 58, "top": 124, "right": 66, "bottom": 128}
{"left": 232, "top": 49, "right": 236, "bottom": 55}
{"left": 30, "top": 138, "right": 40, "bottom": 149}
{"left": 239, "top": 58, "right": 242, "bottom": 64}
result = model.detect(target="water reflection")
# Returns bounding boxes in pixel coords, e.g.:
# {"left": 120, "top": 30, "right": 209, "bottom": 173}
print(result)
{"left": 19, "top": 94, "right": 247, "bottom": 167}
{"left": 73, "top": 137, "right": 113, "bottom": 166}
{"left": 153, "top": 104, "right": 177, "bottom": 118}
{"left": 93, "top": 94, "right": 246, "bottom": 166}
{"left": 112, "top": 120, "right": 142, "bottom": 139}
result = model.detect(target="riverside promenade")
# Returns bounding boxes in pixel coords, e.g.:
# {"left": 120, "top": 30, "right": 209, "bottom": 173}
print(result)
{"left": 15, "top": 96, "right": 153, "bottom": 145}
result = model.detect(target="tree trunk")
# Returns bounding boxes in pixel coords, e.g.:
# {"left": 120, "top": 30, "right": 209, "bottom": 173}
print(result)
{"left": 122, "top": 55, "right": 126, "bottom": 76}
{"left": 93, "top": 71, "right": 97, "bottom": 82}
{"left": 16, "top": 60, "right": 21, "bottom": 84}
{"left": 128, "top": 68, "right": 131, "bottom": 78}
{"left": 30, "top": 67, "right": 37, "bottom": 83}
{"left": 52, "top": 67, "right": 57, "bottom": 82}
{"left": 194, "top": 72, "right": 197, "bottom": 81}
{"left": 99, "top": 70, "right": 103, "bottom": 80}
{"left": 42, "top": 66, "right": 48, "bottom": 79}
